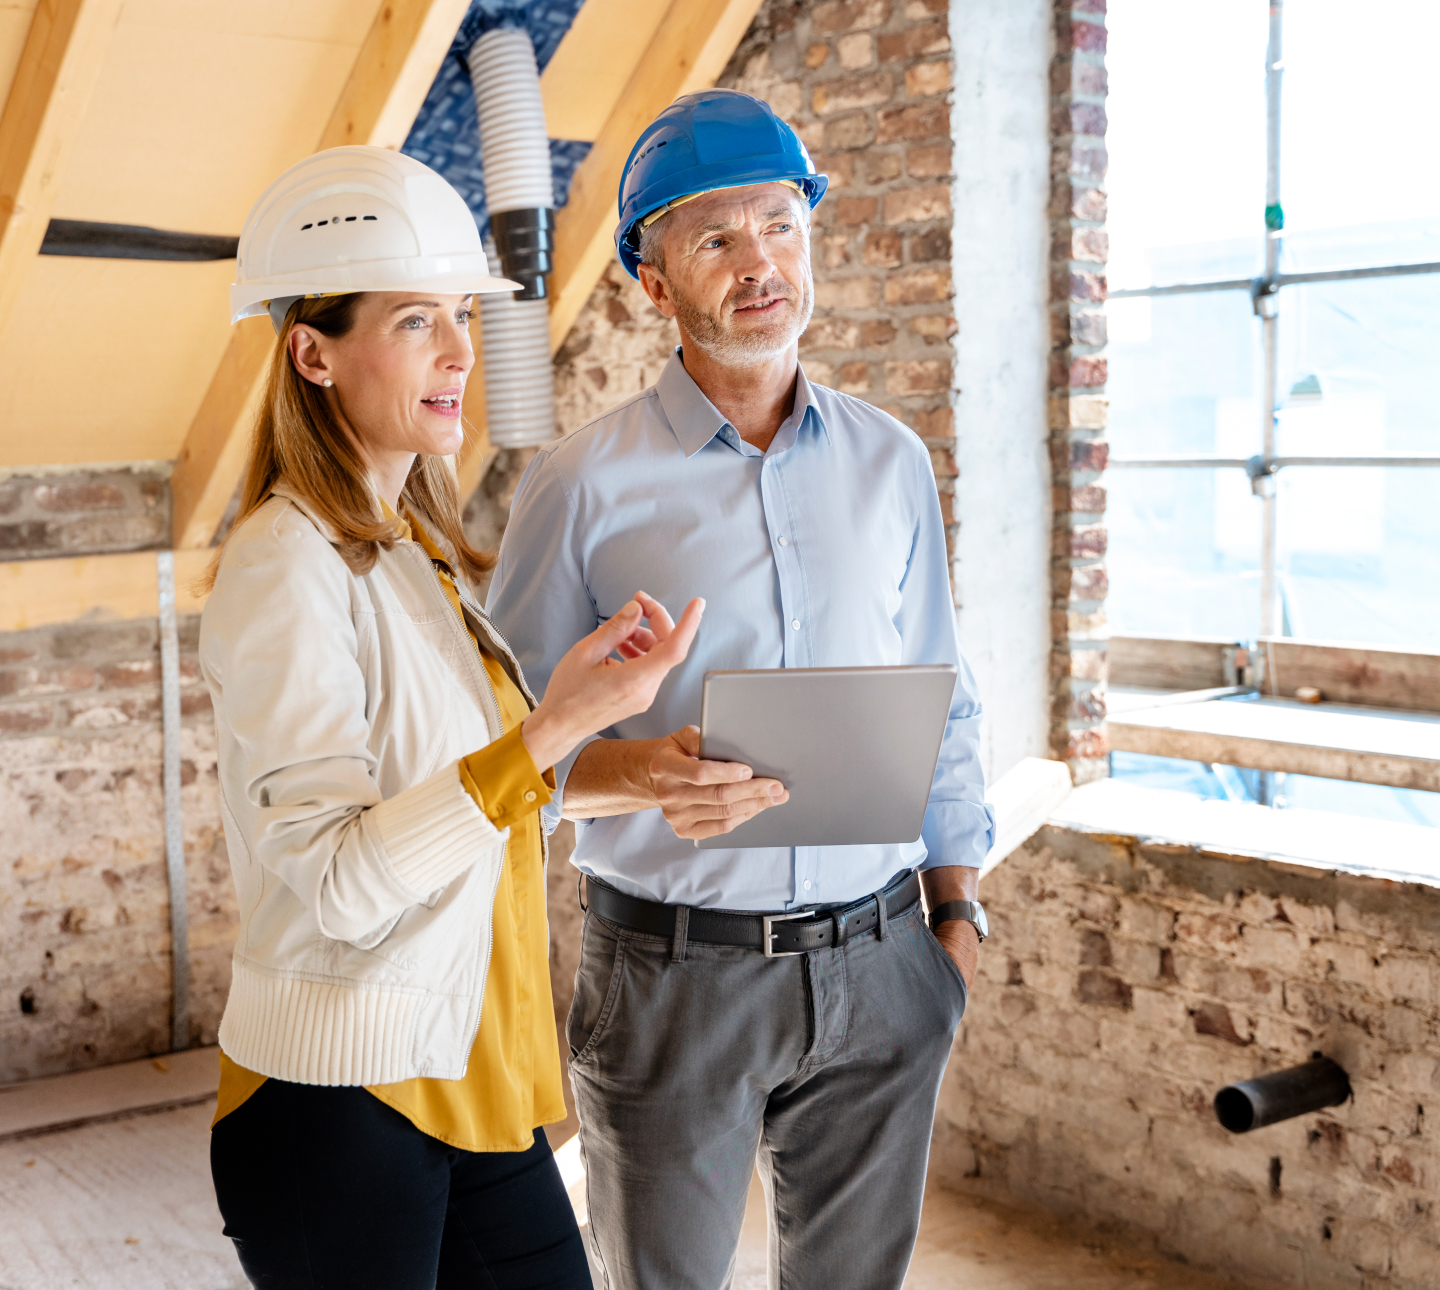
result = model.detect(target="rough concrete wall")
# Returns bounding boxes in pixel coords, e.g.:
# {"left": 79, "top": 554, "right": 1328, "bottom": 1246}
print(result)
{"left": 1047, "top": 0, "right": 1110, "bottom": 781}
{"left": 0, "top": 469, "right": 170, "bottom": 560}
{"left": 949, "top": 0, "right": 1053, "bottom": 784}
{"left": 0, "top": 616, "right": 230, "bottom": 1081}
{"left": 934, "top": 827, "right": 1440, "bottom": 1288}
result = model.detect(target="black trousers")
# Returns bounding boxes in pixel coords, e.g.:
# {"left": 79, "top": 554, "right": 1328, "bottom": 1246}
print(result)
{"left": 211, "top": 1077, "right": 592, "bottom": 1290}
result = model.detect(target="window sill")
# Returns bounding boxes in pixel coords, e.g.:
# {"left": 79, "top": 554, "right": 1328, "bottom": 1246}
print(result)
{"left": 1046, "top": 778, "right": 1440, "bottom": 888}
{"left": 1107, "top": 687, "right": 1440, "bottom": 793}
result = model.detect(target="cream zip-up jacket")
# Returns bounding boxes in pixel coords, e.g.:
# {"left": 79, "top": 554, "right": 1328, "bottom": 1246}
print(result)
{"left": 201, "top": 486, "right": 539, "bottom": 1086}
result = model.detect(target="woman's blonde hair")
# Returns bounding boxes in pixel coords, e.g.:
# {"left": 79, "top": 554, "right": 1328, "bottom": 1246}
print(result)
{"left": 201, "top": 294, "right": 493, "bottom": 591}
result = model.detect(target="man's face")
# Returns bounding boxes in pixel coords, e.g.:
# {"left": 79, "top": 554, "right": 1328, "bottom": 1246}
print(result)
{"left": 636, "top": 183, "right": 814, "bottom": 368}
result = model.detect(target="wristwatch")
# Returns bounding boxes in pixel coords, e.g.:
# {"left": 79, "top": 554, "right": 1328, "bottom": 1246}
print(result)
{"left": 929, "top": 899, "right": 988, "bottom": 942}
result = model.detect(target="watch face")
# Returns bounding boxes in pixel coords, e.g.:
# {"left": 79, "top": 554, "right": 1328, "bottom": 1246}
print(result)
{"left": 971, "top": 902, "right": 989, "bottom": 939}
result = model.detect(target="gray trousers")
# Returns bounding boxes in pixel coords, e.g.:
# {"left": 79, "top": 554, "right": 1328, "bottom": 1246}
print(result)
{"left": 566, "top": 895, "right": 967, "bottom": 1290}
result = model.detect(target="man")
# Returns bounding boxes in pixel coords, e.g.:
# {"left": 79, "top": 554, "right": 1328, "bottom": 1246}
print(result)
{"left": 488, "top": 90, "right": 995, "bottom": 1290}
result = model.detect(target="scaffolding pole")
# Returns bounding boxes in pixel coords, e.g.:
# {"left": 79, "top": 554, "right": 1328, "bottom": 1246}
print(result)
{"left": 1258, "top": 0, "right": 1284, "bottom": 642}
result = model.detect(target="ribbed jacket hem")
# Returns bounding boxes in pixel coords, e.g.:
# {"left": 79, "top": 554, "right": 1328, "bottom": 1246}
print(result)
{"left": 218, "top": 959, "right": 425, "bottom": 1086}
{"left": 374, "top": 761, "right": 498, "bottom": 900}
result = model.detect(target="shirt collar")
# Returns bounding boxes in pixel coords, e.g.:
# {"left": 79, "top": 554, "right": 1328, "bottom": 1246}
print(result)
{"left": 656, "top": 348, "right": 827, "bottom": 459}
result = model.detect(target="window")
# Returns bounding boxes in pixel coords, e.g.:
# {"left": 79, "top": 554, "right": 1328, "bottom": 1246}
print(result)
{"left": 1103, "top": 0, "right": 1440, "bottom": 830}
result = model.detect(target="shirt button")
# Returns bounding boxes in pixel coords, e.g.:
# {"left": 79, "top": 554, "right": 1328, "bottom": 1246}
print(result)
{"left": 803, "top": 880, "right": 812, "bottom": 891}
{"left": 778, "top": 535, "right": 789, "bottom": 547}
{"left": 523, "top": 790, "right": 537, "bottom": 803}
{"left": 791, "top": 619, "right": 801, "bottom": 630}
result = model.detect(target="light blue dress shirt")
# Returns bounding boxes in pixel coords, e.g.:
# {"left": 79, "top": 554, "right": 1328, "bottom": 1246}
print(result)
{"left": 487, "top": 350, "right": 995, "bottom": 911}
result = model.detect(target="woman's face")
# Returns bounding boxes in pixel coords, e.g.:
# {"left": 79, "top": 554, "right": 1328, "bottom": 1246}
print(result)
{"left": 290, "top": 292, "right": 476, "bottom": 460}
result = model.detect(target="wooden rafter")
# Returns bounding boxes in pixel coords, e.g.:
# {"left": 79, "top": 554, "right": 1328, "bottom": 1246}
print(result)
{"left": 0, "top": 549, "right": 210, "bottom": 632}
{"left": 0, "top": 0, "right": 125, "bottom": 340}
{"left": 546, "top": 0, "right": 765, "bottom": 353}
{"left": 170, "top": 0, "right": 473, "bottom": 550}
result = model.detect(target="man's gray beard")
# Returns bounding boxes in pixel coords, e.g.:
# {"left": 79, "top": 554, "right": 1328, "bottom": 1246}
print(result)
{"left": 672, "top": 277, "right": 814, "bottom": 368}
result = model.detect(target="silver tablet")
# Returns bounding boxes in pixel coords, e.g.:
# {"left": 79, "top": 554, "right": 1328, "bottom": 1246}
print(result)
{"left": 696, "top": 665, "right": 957, "bottom": 850}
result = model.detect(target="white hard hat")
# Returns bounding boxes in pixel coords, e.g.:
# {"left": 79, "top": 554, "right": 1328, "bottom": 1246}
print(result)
{"left": 230, "top": 145, "right": 520, "bottom": 330}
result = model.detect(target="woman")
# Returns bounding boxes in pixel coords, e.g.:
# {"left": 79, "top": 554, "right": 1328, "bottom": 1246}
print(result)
{"left": 201, "top": 146, "right": 698, "bottom": 1288}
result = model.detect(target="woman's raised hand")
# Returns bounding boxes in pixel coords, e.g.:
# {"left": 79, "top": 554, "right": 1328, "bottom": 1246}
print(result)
{"left": 520, "top": 592, "right": 703, "bottom": 773}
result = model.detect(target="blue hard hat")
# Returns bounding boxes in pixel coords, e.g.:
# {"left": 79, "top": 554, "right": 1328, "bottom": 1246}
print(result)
{"left": 614, "top": 90, "right": 828, "bottom": 279}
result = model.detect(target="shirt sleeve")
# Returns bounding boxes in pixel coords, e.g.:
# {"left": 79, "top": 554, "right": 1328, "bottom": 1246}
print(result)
{"left": 485, "top": 450, "right": 604, "bottom": 833}
{"left": 898, "top": 454, "right": 997, "bottom": 870}
{"left": 459, "top": 726, "right": 555, "bottom": 827}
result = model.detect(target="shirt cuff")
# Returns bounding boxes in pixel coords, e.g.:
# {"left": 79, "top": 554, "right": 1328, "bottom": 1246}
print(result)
{"left": 459, "top": 726, "right": 555, "bottom": 828}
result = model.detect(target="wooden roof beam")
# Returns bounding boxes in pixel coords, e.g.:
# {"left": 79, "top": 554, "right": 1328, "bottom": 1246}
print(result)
{"left": 0, "top": 0, "right": 125, "bottom": 340}
{"left": 546, "top": 0, "right": 765, "bottom": 353}
{"left": 170, "top": 0, "right": 473, "bottom": 550}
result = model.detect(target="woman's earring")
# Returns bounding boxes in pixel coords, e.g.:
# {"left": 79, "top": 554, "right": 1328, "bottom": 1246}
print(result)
{"left": 323, "top": 378, "right": 333, "bottom": 387}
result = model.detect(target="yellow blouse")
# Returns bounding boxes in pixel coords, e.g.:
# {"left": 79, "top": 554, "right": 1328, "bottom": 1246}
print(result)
{"left": 212, "top": 505, "right": 566, "bottom": 1152}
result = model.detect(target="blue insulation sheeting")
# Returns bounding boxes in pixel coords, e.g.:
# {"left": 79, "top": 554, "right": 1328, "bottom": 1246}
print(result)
{"left": 402, "top": 1, "right": 593, "bottom": 239}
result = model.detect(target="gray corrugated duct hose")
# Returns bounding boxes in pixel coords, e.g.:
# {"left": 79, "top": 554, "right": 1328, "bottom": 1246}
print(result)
{"left": 468, "top": 28, "right": 557, "bottom": 450}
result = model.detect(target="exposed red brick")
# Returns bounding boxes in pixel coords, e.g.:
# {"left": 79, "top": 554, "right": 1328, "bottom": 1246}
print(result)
{"left": 824, "top": 112, "right": 876, "bottom": 150}
{"left": 1071, "top": 186, "right": 1106, "bottom": 222}
{"left": 879, "top": 22, "right": 950, "bottom": 63}
{"left": 910, "top": 315, "right": 957, "bottom": 343}
{"left": 885, "top": 359, "right": 950, "bottom": 395}
{"left": 864, "top": 230, "right": 903, "bottom": 266}
{"left": 1069, "top": 524, "right": 1107, "bottom": 558}
{"left": 1068, "top": 564, "right": 1109, "bottom": 600}
{"left": 1063, "top": 727, "right": 1108, "bottom": 760}
{"left": 834, "top": 195, "right": 879, "bottom": 225}
{"left": 905, "top": 60, "right": 951, "bottom": 98}
{"left": 1068, "top": 355, "right": 1107, "bottom": 388}
{"left": 815, "top": 275, "right": 882, "bottom": 309}
{"left": 1077, "top": 968, "right": 1131, "bottom": 1009}
{"left": 1066, "top": 440, "right": 1109, "bottom": 472}
{"left": 99, "top": 661, "right": 160, "bottom": 689}
{"left": 812, "top": 70, "right": 893, "bottom": 115}
{"left": 1068, "top": 269, "right": 1107, "bottom": 302}
{"left": 912, "top": 405, "right": 954, "bottom": 438}
{"left": 1193, "top": 1002, "right": 1249, "bottom": 1046}
{"left": 1067, "top": 102, "right": 1107, "bottom": 137}
{"left": 0, "top": 702, "right": 53, "bottom": 734}
{"left": 908, "top": 226, "right": 951, "bottom": 262}
{"left": 33, "top": 484, "right": 125, "bottom": 513}
{"left": 883, "top": 267, "right": 952, "bottom": 304}
{"left": 1071, "top": 227, "right": 1108, "bottom": 263}
{"left": 929, "top": 446, "right": 958, "bottom": 478}
{"left": 905, "top": 144, "right": 951, "bottom": 180}
{"left": 860, "top": 319, "right": 897, "bottom": 348}
{"left": 875, "top": 100, "right": 947, "bottom": 142}
{"left": 813, "top": 152, "right": 855, "bottom": 187}
{"left": 801, "top": 317, "right": 862, "bottom": 350}
{"left": 835, "top": 361, "right": 873, "bottom": 393}
{"left": 1070, "top": 689, "right": 1107, "bottom": 722}
{"left": 811, "top": 0, "right": 890, "bottom": 35}
{"left": 805, "top": 42, "right": 830, "bottom": 69}
{"left": 859, "top": 151, "right": 902, "bottom": 184}
{"left": 1071, "top": 20, "right": 1107, "bottom": 54}
{"left": 1068, "top": 483, "right": 1107, "bottom": 513}
{"left": 883, "top": 185, "right": 951, "bottom": 224}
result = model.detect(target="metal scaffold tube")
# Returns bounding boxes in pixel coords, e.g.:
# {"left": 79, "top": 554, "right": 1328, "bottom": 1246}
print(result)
{"left": 1258, "top": 0, "right": 1284, "bottom": 640}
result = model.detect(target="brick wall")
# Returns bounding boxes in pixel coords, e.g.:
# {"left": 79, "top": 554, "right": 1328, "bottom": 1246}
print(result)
{"left": 1048, "top": 1, "right": 1109, "bottom": 782}
{"left": 934, "top": 825, "right": 1440, "bottom": 1289}
{"left": 0, "top": 468, "right": 170, "bottom": 561}
{"left": 478, "top": 0, "right": 965, "bottom": 568}
{"left": 0, "top": 615, "right": 231, "bottom": 1081}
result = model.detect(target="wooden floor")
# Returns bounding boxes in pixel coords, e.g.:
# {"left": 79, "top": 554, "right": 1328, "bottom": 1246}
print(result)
{"left": 0, "top": 1090, "right": 1242, "bottom": 1290}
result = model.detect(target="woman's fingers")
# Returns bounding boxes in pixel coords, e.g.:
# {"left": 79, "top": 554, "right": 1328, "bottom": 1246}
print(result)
{"left": 634, "top": 590, "right": 674, "bottom": 639}
{"left": 586, "top": 600, "right": 643, "bottom": 658}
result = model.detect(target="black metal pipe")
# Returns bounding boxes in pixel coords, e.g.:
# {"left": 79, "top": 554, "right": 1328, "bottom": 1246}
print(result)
{"left": 1214, "top": 1057, "right": 1351, "bottom": 1133}
{"left": 40, "top": 219, "right": 238, "bottom": 261}
{"left": 489, "top": 207, "right": 554, "bottom": 300}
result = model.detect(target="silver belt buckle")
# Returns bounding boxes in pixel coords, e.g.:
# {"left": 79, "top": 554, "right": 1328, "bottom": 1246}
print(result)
{"left": 762, "top": 910, "right": 811, "bottom": 958}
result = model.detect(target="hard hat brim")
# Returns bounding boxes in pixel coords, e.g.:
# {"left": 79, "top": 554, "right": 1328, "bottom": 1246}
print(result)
{"left": 230, "top": 256, "right": 522, "bottom": 325}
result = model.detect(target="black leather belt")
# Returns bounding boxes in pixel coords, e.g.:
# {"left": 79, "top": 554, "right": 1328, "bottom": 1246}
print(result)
{"left": 583, "top": 869, "right": 921, "bottom": 958}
